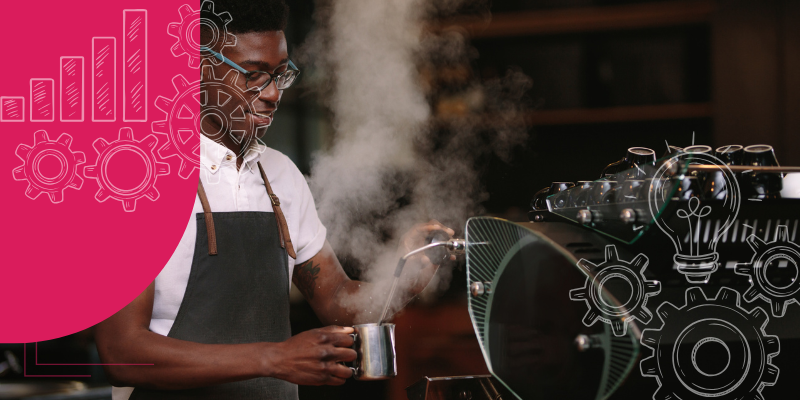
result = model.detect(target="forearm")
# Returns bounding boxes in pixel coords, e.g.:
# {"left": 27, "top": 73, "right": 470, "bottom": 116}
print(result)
{"left": 98, "top": 329, "right": 273, "bottom": 390}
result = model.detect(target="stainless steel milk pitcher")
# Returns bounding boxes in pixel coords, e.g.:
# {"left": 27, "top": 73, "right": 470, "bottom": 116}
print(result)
{"left": 350, "top": 323, "right": 397, "bottom": 380}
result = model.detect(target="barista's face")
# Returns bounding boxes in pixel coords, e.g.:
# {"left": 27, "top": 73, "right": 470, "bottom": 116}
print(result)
{"left": 200, "top": 31, "right": 289, "bottom": 155}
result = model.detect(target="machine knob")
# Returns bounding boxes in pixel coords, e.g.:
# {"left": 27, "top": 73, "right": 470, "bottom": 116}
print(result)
{"left": 742, "top": 144, "right": 782, "bottom": 199}
{"left": 715, "top": 144, "right": 744, "bottom": 165}
{"left": 684, "top": 145, "right": 713, "bottom": 155}
{"left": 602, "top": 147, "right": 656, "bottom": 177}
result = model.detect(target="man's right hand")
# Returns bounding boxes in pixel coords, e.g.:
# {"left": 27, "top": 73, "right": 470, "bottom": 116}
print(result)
{"left": 264, "top": 326, "right": 357, "bottom": 386}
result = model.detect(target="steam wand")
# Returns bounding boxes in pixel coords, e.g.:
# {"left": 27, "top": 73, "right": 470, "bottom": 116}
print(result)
{"left": 377, "top": 237, "right": 466, "bottom": 325}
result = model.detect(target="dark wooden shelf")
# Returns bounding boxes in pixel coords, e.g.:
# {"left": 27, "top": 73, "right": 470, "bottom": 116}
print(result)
{"left": 431, "top": 0, "right": 716, "bottom": 38}
{"left": 525, "top": 102, "right": 712, "bottom": 125}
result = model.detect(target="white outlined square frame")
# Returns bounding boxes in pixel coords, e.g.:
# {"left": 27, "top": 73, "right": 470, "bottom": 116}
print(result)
{"left": 30, "top": 78, "right": 55, "bottom": 122}
{"left": 123, "top": 9, "right": 148, "bottom": 122}
{"left": 0, "top": 97, "right": 25, "bottom": 122}
{"left": 60, "top": 56, "right": 85, "bottom": 122}
{"left": 92, "top": 37, "right": 117, "bottom": 122}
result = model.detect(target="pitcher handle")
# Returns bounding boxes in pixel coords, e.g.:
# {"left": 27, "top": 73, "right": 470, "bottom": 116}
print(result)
{"left": 348, "top": 332, "right": 359, "bottom": 379}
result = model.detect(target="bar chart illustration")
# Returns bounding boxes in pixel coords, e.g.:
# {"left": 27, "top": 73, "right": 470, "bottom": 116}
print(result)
{"left": 0, "top": 9, "right": 148, "bottom": 124}
{"left": 6, "top": 4, "right": 201, "bottom": 213}
{"left": 123, "top": 10, "right": 148, "bottom": 122}
{"left": 92, "top": 37, "right": 116, "bottom": 122}
{"left": 60, "top": 57, "right": 85, "bottom": 122}
{"left": 30, "top": 79, "right": 55, "bottom": 122}
{"left": 1, "top": 97, "right": 25, "bottom": 122}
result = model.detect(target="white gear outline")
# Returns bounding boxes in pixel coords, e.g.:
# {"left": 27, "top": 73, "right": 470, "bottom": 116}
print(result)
{"left": 640, "top": 287, "right": 780, "bottom": 399}
{"left": 735, "top": 225, "right": 800, "bottom": 317}
{"left": 12, "top": 130, "right": 85, "bottom": 204}
{"left": 569, "top": 244, "right": 661, "bottom": 337}
{"left": 84, "top": 127, "right": 170, "bottom": 212}
{"left": 152, "top": 66, "right": 267, "bottom": 179}
{"left": 168, "top": 0, "right": 237, "bottom": 68}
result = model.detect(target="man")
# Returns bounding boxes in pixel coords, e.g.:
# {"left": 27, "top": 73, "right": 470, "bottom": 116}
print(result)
{"left": 95, "top": 1, "right": 453, "bottom": 399}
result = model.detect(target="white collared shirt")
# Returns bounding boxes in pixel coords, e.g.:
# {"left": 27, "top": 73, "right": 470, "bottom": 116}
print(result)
{"left": 151, "top": 135, "right": 326, "bottom": 335}
{"left": 113, "top": 136, "right": 326, "bottom": 400}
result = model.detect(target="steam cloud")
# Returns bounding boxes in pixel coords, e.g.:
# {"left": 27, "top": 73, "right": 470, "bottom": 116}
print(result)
{"left": 298, "top": 0, "right": 531, "bottom": 323}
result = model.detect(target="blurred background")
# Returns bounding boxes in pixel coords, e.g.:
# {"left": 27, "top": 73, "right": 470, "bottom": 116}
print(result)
{"left": 3, "top": 0, "right": 799, "bottom": 398}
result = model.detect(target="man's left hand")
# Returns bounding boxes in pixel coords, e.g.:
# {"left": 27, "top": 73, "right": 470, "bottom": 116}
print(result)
{"left": 397, "top": 220, "right": 456, "bottom": 296}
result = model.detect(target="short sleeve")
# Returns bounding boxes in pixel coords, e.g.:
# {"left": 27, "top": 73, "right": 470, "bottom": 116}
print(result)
{"left": 287, "top": 157, "right": 327, "bottom": 264}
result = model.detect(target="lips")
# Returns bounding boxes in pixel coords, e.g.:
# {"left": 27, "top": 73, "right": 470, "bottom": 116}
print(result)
{"left": 247, "top": 110, "right": 274, "bottom": 126}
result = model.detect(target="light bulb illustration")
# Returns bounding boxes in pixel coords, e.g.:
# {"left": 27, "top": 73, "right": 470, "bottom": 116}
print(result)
{"left": 648, "top": 151, "right": 741, "bottom": 283}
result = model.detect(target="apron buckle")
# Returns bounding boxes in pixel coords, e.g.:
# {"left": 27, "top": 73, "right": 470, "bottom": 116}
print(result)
{"left": 269, "top": 194, "right": 281, "bottom": 207}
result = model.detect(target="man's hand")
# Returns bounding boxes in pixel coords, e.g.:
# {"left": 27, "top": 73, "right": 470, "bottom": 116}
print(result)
{"left": 398, "top": 220, "right": 456, "bottom": 296}
{"left": 263, "top": 326, "right": 357, "bottom": 386}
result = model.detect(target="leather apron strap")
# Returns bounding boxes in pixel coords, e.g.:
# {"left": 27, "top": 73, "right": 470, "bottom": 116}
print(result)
{"left": 257, "top": 161, "right": 297, "bottom": 260}
{"left": 196, "top": 180, "right": 217, "bottom": 255}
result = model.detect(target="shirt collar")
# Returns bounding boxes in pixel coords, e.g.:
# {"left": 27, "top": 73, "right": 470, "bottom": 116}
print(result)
{"left": 200, "top": 135, "right": 266, "bottom": 174}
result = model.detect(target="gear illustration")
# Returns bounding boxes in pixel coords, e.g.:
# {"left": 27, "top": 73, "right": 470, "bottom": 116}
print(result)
{"left": 735, "top": 225, "right": 800, "bottom": 317}
{"left": 12, "top": 130, "right": 85, "bottom": 204}
{"left": 640, "top": 287, "right": 780, "bottom": 400}
{"left": 152, "top": 66, "right": 266, "bottom": 179}
{"left": 84, "top": 127, "right": 170, "bottom": 212}
{"left": 570, "top": 245, "right": 661, "bottom": 337}
{"left": 168, "top": 0, "right": 237, "bottom": 68}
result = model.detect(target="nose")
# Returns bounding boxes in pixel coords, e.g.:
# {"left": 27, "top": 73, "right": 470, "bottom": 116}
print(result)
{"left": 258, "top": 80, "right": 281, "bottom": 104}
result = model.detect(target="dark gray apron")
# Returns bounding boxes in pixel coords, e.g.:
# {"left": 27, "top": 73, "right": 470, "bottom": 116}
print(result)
{"left": 130, "top": 162, "right": 297, "bottom": 400}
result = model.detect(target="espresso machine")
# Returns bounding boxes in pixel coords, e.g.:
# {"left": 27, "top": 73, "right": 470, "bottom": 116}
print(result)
{"left": 409, "top": 144, "right": 800, "bottom": 400}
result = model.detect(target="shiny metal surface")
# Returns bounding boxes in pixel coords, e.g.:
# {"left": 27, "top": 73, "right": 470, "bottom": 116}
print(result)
{"left": 619, "top": 208, "right": 637, "bottom": 224}
{"left": 470, "top": 281, "right": 485, "bottom": 297}
{"left": 351, "top": 323, "right": 396, "bottom": 381}
{"left": 577, "top": 209, "right": 593, "bottom": 224}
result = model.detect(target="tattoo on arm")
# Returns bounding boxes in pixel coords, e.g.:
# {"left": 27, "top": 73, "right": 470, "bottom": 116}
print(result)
{"left": 296, "top": 260, "right": 321, "bottom": 300}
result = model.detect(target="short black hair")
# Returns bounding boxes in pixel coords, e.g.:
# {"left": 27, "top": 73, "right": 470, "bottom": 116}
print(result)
{"left": 205, "top": 0, "right": 289, "bottom": 33}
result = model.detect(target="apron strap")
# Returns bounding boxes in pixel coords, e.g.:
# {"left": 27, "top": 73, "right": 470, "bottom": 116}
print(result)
{"left": 197, "top": 180, "right": 218, "bottom": 256}
{"left": 258, "top": 162, "right": 297, "bottom": 260}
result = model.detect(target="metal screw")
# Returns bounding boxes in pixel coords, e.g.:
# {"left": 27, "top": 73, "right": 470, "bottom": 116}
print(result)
{"left": 470, "top": 281, "right": 485, "bottom": 297}
{"left": 620, "top": 208, "right": 637, "bottom": 224}
{"left": 533, "top": 214, "right": 544, "bottom": 222}
{"left": 574, "top": 334, "right": 594, "bottom": 352}
{"left": 577, "top": 209, "right": 592, "bottom": 225}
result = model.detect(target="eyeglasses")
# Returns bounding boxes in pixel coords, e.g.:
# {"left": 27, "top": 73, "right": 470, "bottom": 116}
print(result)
{"left": 201, "top": 46, "right": 300, "bottom": 92}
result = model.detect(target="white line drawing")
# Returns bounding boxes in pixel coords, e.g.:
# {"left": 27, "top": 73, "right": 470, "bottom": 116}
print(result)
{"left": 60, "top": 56, "right": 84, "bottom": 122}
{"left": 152, "top": 67, "right": 266, "bottom": 179}
{"left": 12, "top": 130, "right": 85, "bottom": 203}
{"left": 648, "top": 151, "right": 742, "bottom": 283}
{"left": 123, "top": 9, "right": 147, "bottom": 122}
{"left": 84, "top": 127, "right": 170, "bottom": 212}
{"left": 30, "top": 79, "right": 55, "bottom": 122}
{"left": 569, "top": 244, "right": 661, "bottom": 337}
{"left": 0, "top": 96, "right": 25, "bottom": 122}
{"left": 92, "top": 37, "right": 116, "bottom": 122}
{"left": 640, "top": 287, "right": 779, "bottom": 399}
{"left": 736, "top": 225, "right": 800, "bottom": 317}
{"left": 168, "top": 1, "right": 237, "bottom": 68}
